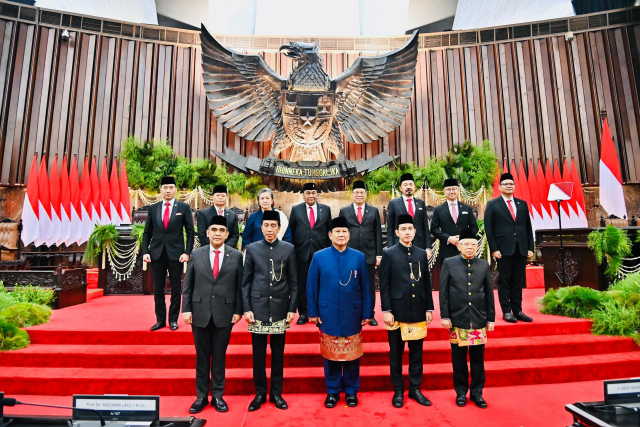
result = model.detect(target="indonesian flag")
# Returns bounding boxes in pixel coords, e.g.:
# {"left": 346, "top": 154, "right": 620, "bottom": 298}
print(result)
{"left": 21, "top": 155, "right": 39, "bottom": 247}
{"left": 530, "top": 160, "right": 552, "bottom": 230}
{"left": 544, "top": 160, "right": 559, "bottom": 220}
{"left": 562, "top": 159, "right": 582, "bottom": 229}
{"left": 517, "top": 160, "right": 535, "bottom": 234}
{"left": 67, "top": 156, "right": 83, "bottom": 246}
{"left": 109, "top": 158, "right": 122, "bottom": 225}
{"left": 90, "top": 157, "right": 101, "bottom": 225}
{"left": 599, "top": 117, "right": 627, "bottom": 219}
{"left": 570, "top": 158, "right": 589, "bottom": 227}
{"left": 99, "top": 158, "right": 111, "bottom": 224}
{"left": 59, "top": 157, "right": 72, "bottom": 246}
{"left": 553, "top": 158, "right": 570, "bottom": 226}
{"left": 492, "top": 161, "right": 502, "bottom": 198}
{"left": 511, "top": 160, "right": 523, "bottom": 199}
{"left": 79, "top": 158, "right": 93, "bottom": 244}
{"left": 47, "top": 156, "right": 61, "bottom": 247}
{"left": 34, "top": 157, "right": 51, "bottom": 247}
{"left": 119, "top": 158, "right": 131, "bottom": 224}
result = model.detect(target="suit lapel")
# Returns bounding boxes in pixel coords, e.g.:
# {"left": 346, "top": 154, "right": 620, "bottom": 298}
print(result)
{"left": 156, "top": 202, "right": 165, "bottom": 229}
{"left": 346, "top": 204, "right": 358, "bottom": 224}
{"left": 200, "top": 246, "right": 214, "bottom": 282}
{"left": 497, "top": 197, "right": 515, "bottom": 222}
{"left": 398, "top": 197, "right": 409, "bottom": 216}
{"left": 362, "top": 204, "right": 372, "bottom": 224}
{"left": 215, "top": 245, "right": 231, "bottom": 280}
{"left": 167, "top": 200, "right": 178, "bottom": 229}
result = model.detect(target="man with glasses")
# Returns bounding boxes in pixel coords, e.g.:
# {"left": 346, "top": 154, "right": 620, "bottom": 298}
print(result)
{"left": 483, "top": 172, "right": 534, "bottom": 323}
{"left": 197, "top": 185, "right": 239, "bottom": 249}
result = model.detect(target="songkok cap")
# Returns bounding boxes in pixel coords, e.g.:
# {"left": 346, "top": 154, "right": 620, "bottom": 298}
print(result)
{"left": 396, "top": 214, "right": 414, "bottom": 229}
{"left": 459, "top": 228, "right": 478, "bottom": 241}
{"left": 209, "top": 215, "right": 227, "bottom": 229}
{"left": 443, "top": 178, "right": 459, "bottom": 188}
{"left": 352, "top": 180, "right": 366, "bottom": 190}
{"left": 262, "top": 210, "right": 280, "bottom": 224}
{"left": 500, "top": 173, "right": 514, "bottom": 183}
{"left": 400, "top": 173, "right": 414, "bottom": 184}
{"left": 161, "top": 176, "right": 176, "bottom": 186}
{"left": 303, "top": 182, "right": 317, "bottom": 191}
{"left": 330, "top": 217, "right": 349, "bottom": 230}
{"left": 213, "top": 185, "right": 227, "bottom": 195}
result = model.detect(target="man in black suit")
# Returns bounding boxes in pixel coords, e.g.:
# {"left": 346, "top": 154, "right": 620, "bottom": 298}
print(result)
{"left": 288, "top": 182, "right": 332, "bottom": 324}
{"left": 440, "top": 229, "right": 495, "bottom": 408}
{"left": 339, "top": 180, "right": 383, "bottom": 326}
{"left": 142, "top": 176, "right": 194, "bottom": 331}
{"left": 197, "top": 185, "right": 239, "bottom": 249}
{"left": 242, "top": 210, "right": 297, "bottom": 411}
{"left": 386, "top": 173, "right": 432, "bottom": 259}
{"left": 182, "top": 215, "right": 243, "bottom": 414}
{"left": 483, "top": 172, "right": 534, "bottom": 323}
{"left": 380, "top": 214, "right": 434, "bottom": 408}
{"left": 430, "top": 178, "right": 479, "bottom": 260}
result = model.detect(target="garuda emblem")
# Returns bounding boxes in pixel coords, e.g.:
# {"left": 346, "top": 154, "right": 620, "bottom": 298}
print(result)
{"left": 200, "top": 25, "right": 418, "bottom": 175}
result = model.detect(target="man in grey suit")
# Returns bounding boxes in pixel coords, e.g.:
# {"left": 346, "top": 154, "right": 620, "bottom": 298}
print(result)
{"left": 197, "top": 185, "right": 239, "bottom": 249}
{"left": 182, "top": 215, "right": 243, "bottom": 414}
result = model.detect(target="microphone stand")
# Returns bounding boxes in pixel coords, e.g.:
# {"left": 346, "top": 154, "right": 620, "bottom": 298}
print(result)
{"left": 1, "top": 395, "right": 105, "bottom": 426}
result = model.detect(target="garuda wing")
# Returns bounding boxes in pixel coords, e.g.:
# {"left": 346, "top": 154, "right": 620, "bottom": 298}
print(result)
{"left": 200, "top": 25, "right": 285, "bottom": 142}
{"left": 331, "top": 31, "right": 419, "bottom": 145}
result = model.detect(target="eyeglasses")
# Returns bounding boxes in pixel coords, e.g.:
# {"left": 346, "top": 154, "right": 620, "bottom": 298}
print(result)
{"left": 500, "top": 183, "right": 515, "bottom": 187}
{"left": 458, "top": 243, "right": 479, "bottom": 247}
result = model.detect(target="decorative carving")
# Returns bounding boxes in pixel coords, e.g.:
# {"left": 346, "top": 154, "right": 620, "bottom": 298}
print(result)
{"left": 0, "top": 271, "right": 58, "bottom": 287}
{"left": 105, "top": 252, "right": 145, "bottom": 294}
{"left": 555, "top": 249, "right": 580, "bottom": 285}
{"left": 61, "top": 269, "right": 86, "bottom": 287}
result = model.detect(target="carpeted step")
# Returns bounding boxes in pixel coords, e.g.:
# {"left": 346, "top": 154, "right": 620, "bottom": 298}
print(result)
{"left": 86, "top": 288, "right": 104, "bottom": 301}
{"left": 3, "top": 334, "right": 637, "bottom": 369}
{"left": 86, "top": 269, "right": 98, "bottom": 289}
{"left": 2, "top": 352, "right": 638, "bottom": 396}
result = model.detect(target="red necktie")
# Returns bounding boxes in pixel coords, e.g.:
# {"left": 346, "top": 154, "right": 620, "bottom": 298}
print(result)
{"left": 213, "top": 250, "right": 220, "bottom": 279}
{"left": 357, "top": 206, "right": 363, "bottom": 224}
{"left": 451, "top": 202, "right": 457, "bottom": 223}
{"left": 163, "top": 202, "right": 170, "bottom": 229}
{"left": 309, "top": 206, "right": 315, "bottom": 228}
{"left": 407, "top": 198, "right": 414, "bottom": 218}
{"left": 218, "top": 209, "right": 223, "bottom": 216}
{"left": 507, "top": 199, "right": 516, "bottom": 221}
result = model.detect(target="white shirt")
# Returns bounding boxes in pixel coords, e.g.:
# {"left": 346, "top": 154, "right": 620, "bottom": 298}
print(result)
{"left": 162, "top": 198, "right": 176, "bottom": 217}
{"left": 448, "top": 200, "right": 458, "bottom": 220}
{"left": 214, "top": 205, "right": 225, "bottom": 216}
{"left": 306, "top": 203, "right": 318, "bottom": 223}
{"left": 404, "top": 197, "right": 416, "bottom": 214}
{"left": 502, "top": 195, "right": 517, "bottom": 217}
{"left": 210, "top": 244, "right": 225, "bottom": 270}
{"left": 353, "top": 203, "right": 365, "bottom": 216}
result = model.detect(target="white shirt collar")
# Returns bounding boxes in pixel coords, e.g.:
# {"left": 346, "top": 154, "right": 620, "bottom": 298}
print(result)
{"left": 210, "top": 244, "right": 225, "bottom": 255}
{"left": 214, "top": 205, "right": 225, "bottom": 212}
{"left": 163, "top": 198, "right": 175, "bottom": 206}
{"left": 353, "top": 202, "right": 365, "bottom": 210}
{"left": 501, "top": 195, "right": 514, "bottom": 202}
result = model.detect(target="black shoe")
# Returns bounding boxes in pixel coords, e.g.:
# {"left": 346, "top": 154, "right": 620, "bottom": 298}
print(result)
{"left": 189, "top": 397, "right": 209, "bottom": 414}
{"left": 248, "top": 394, "right": 266, "bottom": 412}
{"left": 169, "top": 322, "right": 178, "bottom": 331}
{"left": 150, "top": 322, "right": 166, "bottom": 331}
{"left": 470, "top": 395, "right": 487, "bottom": 409}
{"left": 211, "top": 397, "right": 228, "bottom": 412}
{"left": 369, "top": 318, "right": 378, "bottom": 326}
{"left": 324, "top": 393, "right": 340, "bottom": 408}
{"left": 345, "top": 394, "right": 358, "bottom": 407}
{"left": 503, "top": 313, "right": 517, "bottom": 323}
{"left": 297, "top": 315, "right": 308, "bottom": 325}
{"left": 270, "top": 394, "right": 288, "bottom": 410}
{"left": 515, "top": 311, "right": 533, "bottom": 322}
{"left": 456, "top": 395, "right": 467, "bottom": 407}
{"left": 392, "top": 391, "right": 403, "bottom": 408}
{"left": 408, "top": 389, "right": 431, "bottom": 406}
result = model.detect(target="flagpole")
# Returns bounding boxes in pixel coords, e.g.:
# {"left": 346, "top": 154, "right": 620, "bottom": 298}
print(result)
{"left": 556, "top": 199, "right": 566, "bottom": 286}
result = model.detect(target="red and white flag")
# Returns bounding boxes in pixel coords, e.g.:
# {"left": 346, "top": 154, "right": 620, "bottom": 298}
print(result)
{"left": 561, "top": 159, "right": 583, "bottom": 229}
{"left": 99, "top": 158, "right": 111, "bottom": 225}
{"left": 109, "top": 158, "right": 122, "bottom": 225}
{"left": 511, "top": 160, "right": 523, "bottom": 199}
{"left": 492, "top": 161, "right": 502, "bottom": 198}
{"left": 59, "top": 157, "right": 72, "bottom": 246}
{"left": 67, "top": 157, "right": 83, "bottom": 246}
{"left": 570, "top": 158, "right": 589, "bottom": 227}
{"left": 544, "top": 160, "right": 559, "bottom": 223}
{"left": 119, "top": 158, "right": 131, "bottom": 224}
{"left": 528, "top": 160, "right": 550, "bottom": 230}
{"left": 79, "top": 158, "right": 93, "bottom": 244}
{"left": 35, "top": 157, "right": 51, "bottom": 247}
{"left": 47, "top": 156, "right": 61, "bottom": 247}
{"left": 517, "top": 160, "right": 535, "bottom": 234}
{"left": 553, "top": 158, "right": 572, "bottom": 229}
{"left": 90, "top": 157, "right": 101, "bottom": 225}
{"left": 599, "top": 118, "right": 627, "bottom": 219}
{"left": 21, "top": 155, "right": 39, "bottom": 247}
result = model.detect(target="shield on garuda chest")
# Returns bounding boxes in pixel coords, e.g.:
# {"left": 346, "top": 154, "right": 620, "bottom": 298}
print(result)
{"left": 282, "top": 91, "right": 334, "bottom": 151}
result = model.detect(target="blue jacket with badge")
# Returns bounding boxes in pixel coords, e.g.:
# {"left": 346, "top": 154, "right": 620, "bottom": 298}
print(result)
{"left": 307, "top": 246, "right": 373, "bottom": 337}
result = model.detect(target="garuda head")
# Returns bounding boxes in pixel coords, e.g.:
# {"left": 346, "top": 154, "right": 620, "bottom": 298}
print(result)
{"left": 279, "top": 41, "right": 320, "bottom": 65}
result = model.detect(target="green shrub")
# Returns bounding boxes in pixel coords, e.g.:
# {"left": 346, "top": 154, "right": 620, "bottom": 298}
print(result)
{"left": 0, "top": 319, "right": 30, "bottom": 351}
{"left": 10, "top": 285, "right": 56, "bottom": 307}
{"left": 609, "top": 273, "right": 640, "bottom": 294}
{"left": 591, "top": 300, "right": 640, "bottom": 343}
{"left": 0, "top": 302, "right": 52, "bottom": 327}
{"left": 83, "top": 224, "right": 119, "bottom": 267}
{"left": 588, "top": 225, "right": 633, "bottom": 278}
{"left": 539, "top": 286, "right": 611, "bottom": 319}
{"left": 0, "top": 292, "right": 14, "bottom": 312}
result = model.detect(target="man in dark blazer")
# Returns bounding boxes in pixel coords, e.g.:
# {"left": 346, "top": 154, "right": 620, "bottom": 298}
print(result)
{"left": 339, "top": 180, "right": 383, "bottom": 326}
{"left": 440, "top": 229, "right": 495, "bottom": 408}
{"left": 483, "top": 172, "right": 534, "bottom": 323}
{"left": 142, "top": 176, "right": 194, "bottom": 331}
{"left": 430, "top": 178, "right": 479, "bottom": 260}
{"left": 182, "top": 215, "right": 243, "bottom": 414}
{"left": 288, "top": 182, "right": 332, "bottom": 324}
{"left": 242, "top": 210, "right": 297, "bottom": 412}
{"left": 386, "top": 173, "right": 432, "bottom": 259}
{"left": 380, "top": 214, "right": 433, "bottom": 408}
{"left": 197, "top": 185, "right": 239, "bottom": 249}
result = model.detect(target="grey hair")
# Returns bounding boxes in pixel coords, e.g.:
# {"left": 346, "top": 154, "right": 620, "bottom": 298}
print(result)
{"left": 257, "top": 187, "right": 274, "bottom": 201}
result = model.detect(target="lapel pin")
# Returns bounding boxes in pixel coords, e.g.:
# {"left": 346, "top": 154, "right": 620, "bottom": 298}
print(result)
{"left": 354, "top": 270, "right": 357, "bottom": 278}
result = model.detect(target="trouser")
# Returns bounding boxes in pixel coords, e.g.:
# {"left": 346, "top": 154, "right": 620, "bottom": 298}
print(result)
{"left": 388, "top": 328, "right": 424, "bottom": 392}
{"left": 451, "top": 343, "right": 485, "bottom": 399}
{"left": 324, "top": 358, "right": 360, "bottom": 395}
{"left": 495, "top": 242, "right": 526, "bottom": 315}
{"left": 367, "top": 263, "right": 377, "bottom": 315}
{"left": 151, "top": 247, "right": 183, "bottom": 323}
{"left": 192, "top": 317, "right": 233, "bottom": 399}
{"left": 251, "top": 332, "right": 286, "bottom": 397}
{"left": 296, "top": 262, "right": 310, "bottom": 316}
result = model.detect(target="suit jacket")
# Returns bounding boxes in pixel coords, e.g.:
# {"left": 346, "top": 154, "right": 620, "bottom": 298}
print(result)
{"left": 182, "top": 244, "right": 243, "bottom": 328}
{"left": 430, "top": 201, "right": 479, "bottom": 259}
{"left": 386, "top": 196, "right": 431, "bottom": 249}
{"left": 339, "top": 203, "right": 383, "bottom": 265}
{"left": 241, "top": 238, "right": 298, "bottom": 322}
{"left": 484, "top": 196, "right": 534, "bottom": 257}
{"left": 197, "top": 206, "right": 239, "bottom": 249}
{"left": 439, "top": 255, "right": 495, "bottom": 329}
{"left": 141, "top": 200, "right": 195, "bottom": 261}
{"left": 288, "top": 202, "right": 332, "bottom": 263}
{"left": 379, "top": 243, "right": 433, "bottom": 323}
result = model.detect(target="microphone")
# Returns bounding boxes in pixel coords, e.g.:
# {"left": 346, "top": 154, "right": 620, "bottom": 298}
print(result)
{"left": 1, "top": 398, "right": 105, "bottom": 426}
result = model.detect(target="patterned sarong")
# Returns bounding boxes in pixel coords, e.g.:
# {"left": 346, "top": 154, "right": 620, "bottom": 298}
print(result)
{"left": 319, "top": 331, "right": 363, "bottom": 361}
{"left": 385, "top": 321, "right": 428, "bottom": 341}
{"left": 448, "top": 327, "right": 487, "bottom": 347}
{"left": 247, "top": 318, "right": 289, "bottom": 334}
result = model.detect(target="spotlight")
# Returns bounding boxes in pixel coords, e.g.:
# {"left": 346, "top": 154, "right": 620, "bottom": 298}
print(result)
{"left": 61, "top": 29, "right": 70, "bottom": 42}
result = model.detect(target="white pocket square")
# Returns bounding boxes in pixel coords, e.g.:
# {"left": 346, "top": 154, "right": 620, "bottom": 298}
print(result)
{"left": 176, "top": 213, "right": 182, "bottom": 216}
{"left": 462, "top": 212, "right": 469, "bottom": 214}
{"left": 419, "top": 207, "right": 423, "bottom": 210}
